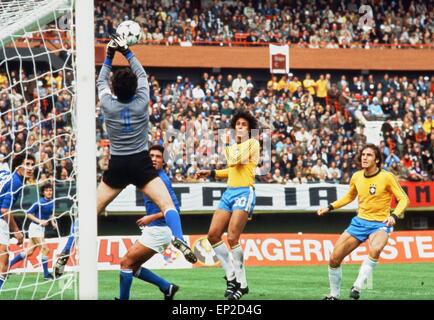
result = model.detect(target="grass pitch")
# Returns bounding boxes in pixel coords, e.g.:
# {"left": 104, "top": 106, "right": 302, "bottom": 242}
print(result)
{"left": 1, "top": 263, "right": 433, "bottom": 300}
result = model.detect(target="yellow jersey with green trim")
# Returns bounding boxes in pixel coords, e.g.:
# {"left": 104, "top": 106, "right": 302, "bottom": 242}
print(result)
{"left": 215, "top": 138, "right": 260, "bottom": 187}
{"left": 331, "top": 169, "right": 409, "bottom": 221}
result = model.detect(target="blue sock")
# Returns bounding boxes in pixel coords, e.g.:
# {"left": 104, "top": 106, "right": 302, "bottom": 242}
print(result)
{"left": 134, "top": 267, "right": 171, "bottom": 293}
{"left": 119, "top": 270, "right": 133, "bottom": 300}
{"left": 9, "top": 252, "right": 25, "bottom": 268}
{"left": 63, "top": 234, "right": 75, "bottom": 254}
{"left": 0, "top": 275, "right": 5, "bottom": 289}
{"left": 41, "top": 255, "right": 49, "bottom": 277}
{"left": 164, "top": 208, "right": 184, "bottom": 241}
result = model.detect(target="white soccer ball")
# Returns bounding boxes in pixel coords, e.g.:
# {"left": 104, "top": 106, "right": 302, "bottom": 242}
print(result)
{"left": 116, "top": 20, "right": 142, "bottom": 46}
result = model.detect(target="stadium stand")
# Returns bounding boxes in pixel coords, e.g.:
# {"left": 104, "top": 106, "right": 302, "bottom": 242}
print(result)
{"left": 94, "top": 0, "right": 434, "bottom": 48}
{"left": 92, "top": 70, "right": 434, "bottom": 183}
{"left": 2, "top": 0, "right": 433, "bottom": 188}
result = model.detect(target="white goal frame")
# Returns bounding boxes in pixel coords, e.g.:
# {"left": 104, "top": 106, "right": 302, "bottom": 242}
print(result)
{"left": 75, "top": 0, "right": 97, "bottom": 300}
{"left": 0, "top": 0, "right": 98, "bottom": 299}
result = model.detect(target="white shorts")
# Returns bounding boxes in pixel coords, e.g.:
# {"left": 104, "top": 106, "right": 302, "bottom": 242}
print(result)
{"left": 0, "top": 219, "right": 9, "bottom": 245}
{"left": 28, "top": 222, "right": 45, "bottom": 239}
{"left": 137, "top": 226, "right": 172, "bottom": 253}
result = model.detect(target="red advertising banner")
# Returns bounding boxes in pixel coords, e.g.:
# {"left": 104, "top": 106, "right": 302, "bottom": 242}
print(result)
{"left": 189, "top": 231, "right": 434, "bottom": 267}
{"left": 399, "top": 181, "right": 434, "bottom": 207}
{"left": 7, "top": 231, "right": 434, "bottom": 273}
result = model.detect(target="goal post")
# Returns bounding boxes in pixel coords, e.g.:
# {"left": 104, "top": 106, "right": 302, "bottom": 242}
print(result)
{"left": 75, "top": 0, "right": 97, "bottom": 300}
{"left": 0, "top": 0, "right": 97, "bottom": 300}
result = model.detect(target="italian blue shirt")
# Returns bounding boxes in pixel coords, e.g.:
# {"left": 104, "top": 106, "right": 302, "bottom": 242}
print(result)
{"left": 27, "top": 197, "right": 54, "bottom": 221}
{"left": 0, "top": 171, "right": 25, "bottom": 219}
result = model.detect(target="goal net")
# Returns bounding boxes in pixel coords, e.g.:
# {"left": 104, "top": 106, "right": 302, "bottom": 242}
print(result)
{"left": 0, "top": 0, "right": 96, "bottom": 300}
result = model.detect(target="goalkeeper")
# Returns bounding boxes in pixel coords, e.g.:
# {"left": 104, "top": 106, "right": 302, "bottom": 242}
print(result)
{"left": 96, "top": 35, "right": 195, "bottom": 298}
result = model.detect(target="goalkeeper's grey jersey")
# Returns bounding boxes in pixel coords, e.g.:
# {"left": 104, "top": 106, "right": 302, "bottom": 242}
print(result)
{"left": 96, "top": 55, "right": 149, "bottom": 156}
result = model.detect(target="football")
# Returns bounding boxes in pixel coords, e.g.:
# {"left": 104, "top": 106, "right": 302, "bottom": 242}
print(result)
{"left": 116, "top": 20, "right": 142, "bottom": 46}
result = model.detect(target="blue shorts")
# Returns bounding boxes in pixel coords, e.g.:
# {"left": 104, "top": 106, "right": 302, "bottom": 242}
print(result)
{"left": 346, "top": 216, "right": 393, "bottom": 242}
{"left": 218, "top": 187, "right": 256, "bottom": 219}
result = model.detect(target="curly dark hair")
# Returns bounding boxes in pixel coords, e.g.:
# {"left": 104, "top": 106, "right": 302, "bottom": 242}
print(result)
{"left": 230, "top": 109, "right": 258, "bottom": 131}
{"left": 112, "top": 68, "right": 137, "bottom": 101}
{"left": 40, "top": 183, "right": 53, "bottom": 195}
{"left": 355, "top": 143, "right": 383, "bottom": 169}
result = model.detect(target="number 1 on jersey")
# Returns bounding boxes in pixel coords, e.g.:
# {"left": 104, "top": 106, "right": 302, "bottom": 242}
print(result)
{"left": 120, "top": 107, "right": 133, "bottom": 133}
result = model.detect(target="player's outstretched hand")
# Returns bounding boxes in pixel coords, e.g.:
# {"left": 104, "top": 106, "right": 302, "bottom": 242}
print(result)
{"left": 106, "top": 39, "right": 117, "bottom": 59}
{"left": 317, "top": 207, "right": 329, "bottom": 216}
{"left": 111, "top": 33, "right": 129, "bottom": 55}
{"left": 196, "top": 170, "right": 210, "bottom": 178}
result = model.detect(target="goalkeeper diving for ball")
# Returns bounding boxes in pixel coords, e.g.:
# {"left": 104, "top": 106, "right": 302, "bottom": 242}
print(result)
{"left": 96, "top": 34, "right": 196, "bottom": 299}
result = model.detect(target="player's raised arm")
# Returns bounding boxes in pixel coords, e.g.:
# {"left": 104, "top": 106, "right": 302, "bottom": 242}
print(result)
{"left": 225, "top": 139, "right": 260, "bottom": 166}
{"left": 96, "top": 39, "right": 117, "bottom": 105}
{"left": 317, "top": 175, "right": 357, "bottom": 216}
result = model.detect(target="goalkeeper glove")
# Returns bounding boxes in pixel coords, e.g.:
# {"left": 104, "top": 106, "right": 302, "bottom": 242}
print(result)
{"left": 106, "top": 39, "right": 117, "bottom": 60}
{"left": 111, "top": 33, "right": 131, "bottom": 56}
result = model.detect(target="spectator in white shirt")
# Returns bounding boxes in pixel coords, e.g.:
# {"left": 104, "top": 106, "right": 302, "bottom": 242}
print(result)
{"left": 295, "top": 127, "right": 310, "bottom": 146}
{"left": 232, "top": 73, "right": 248, "bottom": 95}
{"left": 311, "top": 159, "right": 328, "bottom": 181}
{"left": 192, "top": 84, "right": 205, "bottom": 101}
{"left": 327, "top": 161, "right": 341, "bottom": 182}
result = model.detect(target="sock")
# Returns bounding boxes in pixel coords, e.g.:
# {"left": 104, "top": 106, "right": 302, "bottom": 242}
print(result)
{"left": 134, "top": 267, "right": 171, "bottom": 293}
{"left": 328, "top": 266, "right": 342, "bottom": 298}
{"left": 9, "top": 252, "right": 26, "bottom": 268}
{"left": 63, "top": 234, "right": 75, "bottom": 254}
{"left": 41, "top": 255, "right": 49, "bottom": 277}
{"left": 119, "top": 270, "right": 133, "bottom": 300}
{"left": 212, "top": 241, "right": 235, "bottom": 281}
{"left": 164, "top": 208, "right": 184, "bottom": 241}
{"left": 0, "top": 275, "right": 5, "bottom": 290}
{"left": 231, "top": 244, "right": 247, "bottom": 288}
{"left": 353, "top": 256, "right": 378, "bottom": 290}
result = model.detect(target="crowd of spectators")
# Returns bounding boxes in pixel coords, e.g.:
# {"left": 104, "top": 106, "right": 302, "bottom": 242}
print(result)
{"left": 1, "top": 0, "right": 433, "bottom": 186}
{"left": 94, "top": 69, "right": 434, "bottom": 184}
{"left": 95, "top": 0, "right": 434, "bottom": 48}
{"left": 1, "top": 64, "right": 433, "bottom": 187}
{"left": 0, "top": 69, "right": 75, "bottom": 187}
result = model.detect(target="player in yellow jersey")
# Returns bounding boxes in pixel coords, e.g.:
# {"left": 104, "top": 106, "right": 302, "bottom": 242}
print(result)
{"left": 197, "top": 109, "right": 260, "bottom": 300}
{"left": 317, "top": 144, "right": 409, "bottom": 300}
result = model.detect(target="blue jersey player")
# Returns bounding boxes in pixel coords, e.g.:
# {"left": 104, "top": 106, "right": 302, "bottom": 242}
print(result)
{"left": 138, "top": 145, "right": 196, "bottom": 264}
{"left": 0, "top": 154, "right": 35, "bottom": 290}
{"left": 9, "top": 184, "right": 57, "bottom": 280}
{"left": 118, "top": 145, "right": 195, "bottom": 300}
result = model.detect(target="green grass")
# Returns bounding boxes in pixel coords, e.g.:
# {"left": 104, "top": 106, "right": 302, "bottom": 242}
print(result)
{"left": 2, "top": 264, "right": 433, "bottom": 300}
{"left": 0, "top": 272, "right": 77, "bottom": 300}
